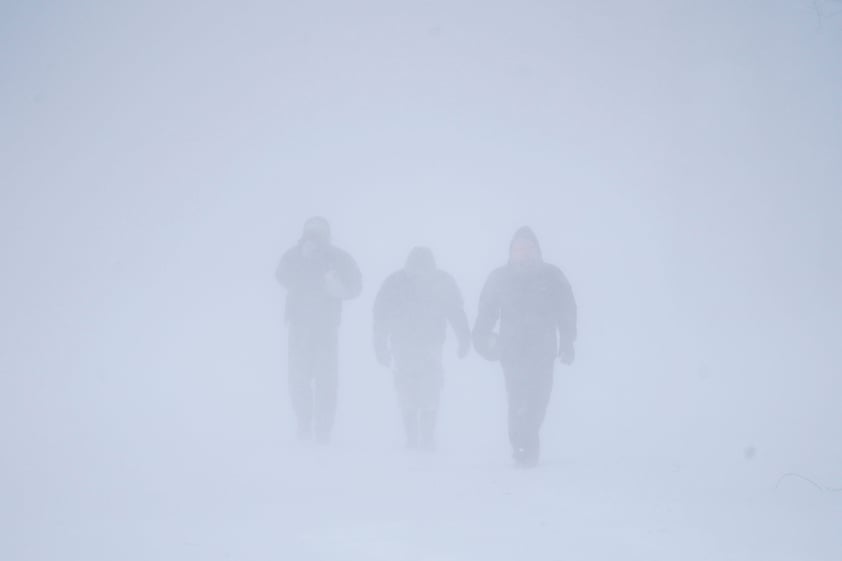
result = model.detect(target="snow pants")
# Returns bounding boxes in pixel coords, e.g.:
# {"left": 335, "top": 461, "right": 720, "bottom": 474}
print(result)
{"left": 501, "top": 355, "right": 555, "bottom": 463}
{"left": 393, "top": 345, "right": 443, "bottom": 449}
{"left": 288, "top": 324, "right": 339, "bottom": 442}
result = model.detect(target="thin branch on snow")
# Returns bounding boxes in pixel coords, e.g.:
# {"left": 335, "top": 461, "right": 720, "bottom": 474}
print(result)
{"left": 776, "top": 472, "right": 842, "bottom": 493}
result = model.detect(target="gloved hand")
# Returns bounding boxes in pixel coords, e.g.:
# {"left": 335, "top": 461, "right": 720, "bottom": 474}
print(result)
{"left": 558, "top": 341, "right": 575, "bottom": 365}
{"left": 474, "top": 332, "right": 500, "bottom": 361}
{"left": 324, "top": 270, "right": 349, "bottom": 299}
{"left": 457, "top": 337, "right": 470, "bottom": 359}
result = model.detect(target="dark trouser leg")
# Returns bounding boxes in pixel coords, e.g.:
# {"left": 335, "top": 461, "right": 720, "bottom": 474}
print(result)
{"left": 417, "top": 408, "right": 438, "bottom": 451}
{"left": 312, "top": 329, "right": 339, "bottom": 443}
{"left": 503, "top": 372, "right": 526, "bottom": 455}
{"left": 502, "top": 358, "right": 554, "bottom": 465}
{"left": 288, "top": 325, "right": 338, "bottom": 442}
{"left": 288, "top": 327, "right": 314, "bottom": 439}
{"left": 402, "top": 409, "right": 419, "bottom": 449}
{"left": 394, "top": 346, "right": 443, "bottom": 450}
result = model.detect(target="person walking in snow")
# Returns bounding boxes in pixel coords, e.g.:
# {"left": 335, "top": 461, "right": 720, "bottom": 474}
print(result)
{"left": 473, "top": 227, "right": 577, "bottom": 467}
{"left": 373, "top": 247, "right": 471, "bottom": 450}
{"left": 275, "top": 217, "right": 362, "bottom": 444}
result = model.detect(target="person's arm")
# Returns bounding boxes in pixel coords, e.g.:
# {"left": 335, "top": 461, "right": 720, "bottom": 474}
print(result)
{"left": 554, "top": 267, "right": 577, "bottom": 364}
{"left": 274, "top": 248, "right": 296, "bottom": 288}
{"left": 327, "top": 248, "right": 363, "bottom": 300}
{"left": 372, "top": 275, "right": 395, "bottom": 366}
{"left": 472, "top": 269, "right": 503, "bottom": 361}
{"left": 443, "top": 274, "right": 471, "bottom": 358}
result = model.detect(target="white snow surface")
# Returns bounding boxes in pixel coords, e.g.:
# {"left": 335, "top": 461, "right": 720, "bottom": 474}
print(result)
{"left": 4, "top": 434, "right": 841, "bottom": 560}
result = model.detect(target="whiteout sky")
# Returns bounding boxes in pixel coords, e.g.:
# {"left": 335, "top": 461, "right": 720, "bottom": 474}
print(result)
{"left": 2, "top": 2, "right": 841, "bottom": 560}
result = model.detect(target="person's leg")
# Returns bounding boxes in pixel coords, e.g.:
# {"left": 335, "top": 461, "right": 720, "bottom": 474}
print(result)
{"left": 394, "top": 346, "right": 443, "bottom": 450}
{"left": 288, "top": 326, "right": 314, "bottom": 439}
{"left": 402, "top": 407, "right": 420, "bottom": 449}
{"left": 416, "top": 347, "right": 444, "bottom": 451}
{"left": 394, "top": 347, "right": 421, "bottom": 449}
{"left": 520, "top": 359, "right": 555, "bottom": 466}
{"left": 312, "top": 328, "right": 339, "bottom": 444}
{"left": 502, "top": 362, "right": 529, "bottom": 461}
{"left": 417, "top": 407, "right": 438, "bottom": 451}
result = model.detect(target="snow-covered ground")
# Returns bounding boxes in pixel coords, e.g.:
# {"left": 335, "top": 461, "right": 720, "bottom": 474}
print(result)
{"left": 4, "top": 435, "right": 840, "bottom": 561}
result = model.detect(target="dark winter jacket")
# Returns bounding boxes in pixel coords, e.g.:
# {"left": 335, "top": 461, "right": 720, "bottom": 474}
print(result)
{"left": 473, "top": 228, "right": 577, "bottom": 362}
{"left": 275, "top": 239, "right": 362, "bottom": 329}
{"left": 373, "top": 248, "right": 470, "bottom": 352}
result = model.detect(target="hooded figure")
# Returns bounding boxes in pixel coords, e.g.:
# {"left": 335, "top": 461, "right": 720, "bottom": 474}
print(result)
{"left": 373, "top": 247, "right": 470, "bottom": 450}
{"left": 275, "top": 217, "right": 362, "bottom": 443}
{"left": 473, "top": 227, "right": 577, "bottom": 467}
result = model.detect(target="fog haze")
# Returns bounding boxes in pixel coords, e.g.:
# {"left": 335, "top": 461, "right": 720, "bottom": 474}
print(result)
{"left": 2, "top": 2, "right": 841, "bottom": 559}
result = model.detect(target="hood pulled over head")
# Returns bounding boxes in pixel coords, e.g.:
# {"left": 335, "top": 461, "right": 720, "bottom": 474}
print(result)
{"left": 404, "top": 246, "right": 437, "bottom": 276}
{"left": 300, "top": 216, "right": 331, "bottom": 244}
{"left": 509, "top": 226, "right": 543, "bottom": 264}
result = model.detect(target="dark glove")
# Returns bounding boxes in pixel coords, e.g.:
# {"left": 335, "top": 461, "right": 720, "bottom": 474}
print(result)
{"left": 558, "top": 341, "right": 575, "bottom": 365}
{"left": 324, "top": 270, "right": 350, "bottom": 299}
{"left": 473, "top": 332, "right": 501, "bottom": 361}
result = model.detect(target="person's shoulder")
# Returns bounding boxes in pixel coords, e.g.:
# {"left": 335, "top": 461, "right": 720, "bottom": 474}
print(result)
{"left": 489, "top": 264, "right": 509, "bottom": 278}
{"left": 543, "top": 262, "right": 562, "bottom": 274}
{"left": 543, "top": 262, "right": 571, "bottom": 284}
{"left": 481, "top": 265, "right": 510, "bottom": 290}
{"left": 434, "top": 269, "right": 458, "bottom": 285}
{"left": 281, "top": 245, "right": 300, "bottom": 260}
{"left": 432, "top": 269, "right": 462, "bottom": 294}
{"left": 384, "top": 269, "right": 407, "bottom": 285}
{"left": 328, "top": 244, "right": 356, "bottom": 261}
{"left": 376, "top": 269, "right": 409, "bottom": 293}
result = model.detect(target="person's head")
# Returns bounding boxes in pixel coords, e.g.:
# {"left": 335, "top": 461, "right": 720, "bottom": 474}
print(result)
{"left": 301, "top": 216, "right": 330, "bottom": 243}
{"left": 299, "top": 216, "right": 331, "bottom": 257}
{"left": 509, "top": 226, "right": 542, "bottom": 265}
{"left": 404, "top": 246, "right": 437, "bottom": 277}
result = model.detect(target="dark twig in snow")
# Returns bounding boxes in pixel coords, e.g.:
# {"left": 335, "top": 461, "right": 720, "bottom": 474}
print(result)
{"left": 812, "top": 0, "right": 842, "bottom": 28}
{"left": 776, "top": 472, "right": 842, "bottom": 492}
